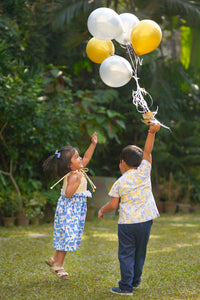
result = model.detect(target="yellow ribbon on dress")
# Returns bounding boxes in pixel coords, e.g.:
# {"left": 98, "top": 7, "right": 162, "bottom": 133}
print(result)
{"left": 80, "top": 168, "right": 96, "bottom": 192}
{"left": 50, "top": 168, "right": 96, "bottom": 192}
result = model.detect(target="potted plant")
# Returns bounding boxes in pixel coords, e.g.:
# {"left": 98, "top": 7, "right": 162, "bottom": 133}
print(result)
{"left": 15, "top": 195, "right": 31, "bottom": 226}
{"left": 25, "top": 191, "right": 47, "bottom": 225}
{"left": 156, "top": 174, "right": 179, "bottom": 214}
{"left": 42, "top": 189, "right": 58, "bottom": 223}
{"left": 16, "top": 207, "right": 30, "bottom": 226}
{"left": 0, "top": 190, "right": 20, "bottom": 227}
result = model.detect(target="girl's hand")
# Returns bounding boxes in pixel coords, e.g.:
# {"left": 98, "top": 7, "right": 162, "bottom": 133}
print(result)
{"left": 98, "top": 208, "right": 104, "bottom": 219}
{"left": 91, "top": 132, "right": 97, "bottom": 145}
{"left": 82, "top": 132, "right": 97, "bottom": 167}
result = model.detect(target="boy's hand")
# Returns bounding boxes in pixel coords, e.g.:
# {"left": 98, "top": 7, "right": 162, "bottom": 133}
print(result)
{"left": 98, "top": 209, "right": 104, "bottom": 219}
{"left": 149, "top": 123, "right": 160, "bottom": 134}
{"left": 91, "top": 132, "right": 98, "bottom": 145}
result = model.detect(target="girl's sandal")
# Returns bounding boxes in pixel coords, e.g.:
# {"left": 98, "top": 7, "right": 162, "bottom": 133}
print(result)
{"left": 45, "top": 257, "right": 55, "bottom": 267}
{"left": 50, "top": 265, "right": 69, "bottom": 280}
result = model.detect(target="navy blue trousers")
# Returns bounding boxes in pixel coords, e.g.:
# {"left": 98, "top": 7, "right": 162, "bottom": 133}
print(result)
{"left": 118, "top": 220, "right": 153, "bottom": 292}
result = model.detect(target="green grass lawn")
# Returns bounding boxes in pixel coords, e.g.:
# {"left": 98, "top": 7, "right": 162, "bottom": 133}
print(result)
{"left": 0, "top": 213, "right": 199, "bottom": 300}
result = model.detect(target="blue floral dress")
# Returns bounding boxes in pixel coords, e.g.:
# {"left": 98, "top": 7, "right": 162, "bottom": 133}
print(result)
{"left": 53, "top": 173, "right": 91, "bottom": 251}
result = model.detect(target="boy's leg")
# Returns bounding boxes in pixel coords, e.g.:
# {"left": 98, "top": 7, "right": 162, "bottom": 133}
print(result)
{"left": 118, "top": 224, "right": 136, "bottom": 293}
{"left": 132, "top": 220, "right": 153, "bottom": 287}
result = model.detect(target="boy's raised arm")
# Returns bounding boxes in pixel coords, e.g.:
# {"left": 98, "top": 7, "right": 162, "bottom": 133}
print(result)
{"left": 143, "top": 123, "right": 160, "bottom": 164}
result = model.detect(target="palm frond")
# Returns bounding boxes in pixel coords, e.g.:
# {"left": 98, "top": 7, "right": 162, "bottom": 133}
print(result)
{"left": 163, "top": 0, "right": 200, "bottom": 27}
{"left": 45, "top": 0, "right": 102, "bottom": 30}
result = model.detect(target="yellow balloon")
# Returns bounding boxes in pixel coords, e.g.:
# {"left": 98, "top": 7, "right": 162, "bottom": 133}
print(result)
{"left": 131, "top": 20, "right": 162, "bottom": 56}
{"left": 86, "top": 37, "right": 115, "bottom": 64}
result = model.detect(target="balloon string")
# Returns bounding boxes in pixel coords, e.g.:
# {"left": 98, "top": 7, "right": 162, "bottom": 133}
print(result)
{"left": 126, "top": 44, "right": 151, "bottom": 114}
{"left": 125, "top": 44, "right": 171, "bottom": 131}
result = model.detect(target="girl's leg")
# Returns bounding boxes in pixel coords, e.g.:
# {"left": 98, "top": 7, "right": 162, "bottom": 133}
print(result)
{"left": 53, "top": 251, "right": 58, "bottom": 263}
{"left": 53, "top": 250, "right": 67, "bottom": 267}
{"left": 51, "top": 250, "right": 69, "bottom": 279}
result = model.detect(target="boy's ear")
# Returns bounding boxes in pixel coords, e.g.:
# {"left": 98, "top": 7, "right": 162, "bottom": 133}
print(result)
{"left": 121, "top": 160, "right": 126, "bottom": 167}
{"left": 120, "top": 159, "right": 128, "bottom": 170}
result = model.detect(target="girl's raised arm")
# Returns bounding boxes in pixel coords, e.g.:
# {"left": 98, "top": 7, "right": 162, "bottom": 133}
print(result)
{"left": 82, "top": 132, "right": 97, "bottom": 167}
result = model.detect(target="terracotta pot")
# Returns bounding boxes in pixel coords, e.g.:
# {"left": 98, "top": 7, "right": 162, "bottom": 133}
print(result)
{"left": 3, "top": 217, "right": 16, "bottom": 227}
{"left": 164, "top": 202, "right": 177, "bottom": 213}
{"left": 156, "top": 201, "right": 165, "bottom": 213}
{"left": 16, "top": 216, "right": 30, "bottom": 226}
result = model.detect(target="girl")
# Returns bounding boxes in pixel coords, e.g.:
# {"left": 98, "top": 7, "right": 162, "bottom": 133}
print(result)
{"left": 43, "top": 132, "right": 97, "bottom": 279}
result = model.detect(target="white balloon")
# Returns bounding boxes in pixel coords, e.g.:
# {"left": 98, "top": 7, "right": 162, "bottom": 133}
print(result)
{"left": 115, "top": 13, "right": 139, "bottom": 44}
{"left": 87, "top": 7, "right": 123, "bottom": 41}
{"left": 99, "top": 55, "right": 133, "bottom": 88}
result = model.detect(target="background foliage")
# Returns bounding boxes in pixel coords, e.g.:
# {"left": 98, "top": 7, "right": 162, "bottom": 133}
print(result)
{"left": 0, "top": 0, "right": 200, "bottom": 219}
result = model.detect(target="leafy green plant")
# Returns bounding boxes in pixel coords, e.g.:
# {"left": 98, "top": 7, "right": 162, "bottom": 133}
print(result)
{"left": 74, "top": 89, "right": 126, "bottom": 144}
{"left": 0, "top": 0, "right": 200, "bottom": 209}
{"left": 25, "top": 191, "right": 47, "bottom": 219}
{"left": 0, "top": 189, "right": 20, "bottom": 217}
{"left": 41, "top": 189, "right": 59, "bottom": 208}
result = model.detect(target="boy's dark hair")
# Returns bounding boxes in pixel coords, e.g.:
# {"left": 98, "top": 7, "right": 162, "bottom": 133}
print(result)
{"left": 120, "top": 145, "right": 143, "bottom": 167}
{"left": 43, "top": 146, "right": 77, "bottom": 178}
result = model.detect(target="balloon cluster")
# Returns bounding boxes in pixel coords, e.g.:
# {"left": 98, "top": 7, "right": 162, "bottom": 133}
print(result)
{"left": 86, "top": 7, "right": 170, "bottom": 130}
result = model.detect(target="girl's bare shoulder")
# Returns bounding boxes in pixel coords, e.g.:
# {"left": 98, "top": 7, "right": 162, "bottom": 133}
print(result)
{"left": 67, "top": 171, "right": 82, "bottom": 181}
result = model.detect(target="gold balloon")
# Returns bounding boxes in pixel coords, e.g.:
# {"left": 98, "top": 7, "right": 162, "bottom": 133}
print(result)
{"left": 86, "top": 37, "right": 115, "bottom": 64}
{"left": 131, "top": 20, "right": 162, "bottom": 56}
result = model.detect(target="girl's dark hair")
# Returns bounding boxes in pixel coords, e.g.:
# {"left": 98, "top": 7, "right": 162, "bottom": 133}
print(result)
{"left": 120, "top": 145, "right": 143, "bottom": 167}
{"left": 43, "top": 146, "right": 77, "bottom": 178}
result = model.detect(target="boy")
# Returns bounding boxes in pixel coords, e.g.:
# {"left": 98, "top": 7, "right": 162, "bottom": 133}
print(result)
{"left": 98, "top": 123, "right": 160, "bottom": 295}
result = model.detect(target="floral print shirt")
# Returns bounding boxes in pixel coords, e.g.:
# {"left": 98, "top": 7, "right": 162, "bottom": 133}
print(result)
{"left": 109, "top": 159, "right": 159, "bottom": 224}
